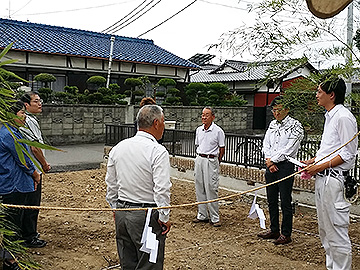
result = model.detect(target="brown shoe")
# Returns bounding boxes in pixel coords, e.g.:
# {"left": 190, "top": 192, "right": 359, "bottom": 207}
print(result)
{"left": 257, "top": 230, "right": 280, "bottom": 239}
{"left": 193, "top": 218, "right": 209, "bottom": 223}
{"left": 211, "top": 221, "right": 221, "bottom": 227}
{"left": 274, "top": 234, "right": 292, "bottom": 245}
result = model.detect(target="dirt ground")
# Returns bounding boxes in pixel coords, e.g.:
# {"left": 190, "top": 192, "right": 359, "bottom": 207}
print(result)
{"left": 29, "top": 169, "right": 360, "bottom": 270}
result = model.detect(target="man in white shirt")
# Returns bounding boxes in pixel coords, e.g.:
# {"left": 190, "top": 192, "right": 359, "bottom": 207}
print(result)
{"left": 106, "top": 105, "right": 171, "bottom": 270}
{"left": 259, "top": 96, "right": 304, "bottom": 245}
{"left": 193, "top": 107, "right": 225, "bottom": 227}
{"left": 20, "top": 91, "right": 50, "bottom": 248}
{"left": 304, "top": 78, "right": 357, "bottom": 270}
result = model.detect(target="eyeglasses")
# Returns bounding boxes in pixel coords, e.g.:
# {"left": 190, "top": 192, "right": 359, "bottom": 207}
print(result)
{"left": 271, "top": 108, "right": 282, "bottom": 113}
{"left": 31, "top": 98, "right": 43, "bottom": 104}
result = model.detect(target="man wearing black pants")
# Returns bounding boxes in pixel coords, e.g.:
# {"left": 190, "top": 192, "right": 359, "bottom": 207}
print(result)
{"left": 20, "top": 92, "right": 50, "bottom": 248}
{"left": 258, "top": 96, "right": 304, "bottom": 245}
{"left": 264, "top": 161, "right": 295, "bottom": 241}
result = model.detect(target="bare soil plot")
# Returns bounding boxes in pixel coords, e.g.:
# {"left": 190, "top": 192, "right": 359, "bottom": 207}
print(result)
{"left": 29, "top": 169, "right": 360, "bottom": 270}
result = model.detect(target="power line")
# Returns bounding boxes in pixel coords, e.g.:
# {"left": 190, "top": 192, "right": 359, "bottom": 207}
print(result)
{"left": 17, "top": 1, "right": 133, "bottom": 16}
{"left": 106, "top": 0, "right": 163, "bottom": 34}
{"left": 10, "top": 0, "right": 33, "bottom": 17}
{"left": 199, "top": 0, "right": 249, "bottom": 11}
{"left": 137, "top": 0, "right": 198, "bottom": 38}
{"left": 102, "top": 0, "right": 148, "bottom": 33}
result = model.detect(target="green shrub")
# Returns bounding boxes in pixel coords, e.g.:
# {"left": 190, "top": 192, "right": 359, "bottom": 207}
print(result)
{"left": 155, "top": 91, "right": 165, "bottom": 97}
{"left": 165, "top": 96, "right": 180, "bottom": 104}
{"left": 86, "top": 76, "right": 106, "bottom": 86}
{"left": 87, "top": 92, "right": 104, "bottom": 104}
{"left": 190, "top": 101, "right": 200, "bottom": 106}
{"left": 167, "top": 88, "right": 180, "bottom": 95}
{"left": 34, "top": 73, "right": 56, "bottom": 83}
{"left": 109, "top": 83, "right": 121, "bottom": 94}
{"left": 198, "top": 96, "right": 208, "bottom": 105}
{"left": 64, "top": 86, "right": 79, "bottom": 95}
{"left": 133, "top": 90, "right": 145, "bottom": 96}
{"left": 38, "top": 87, "right": 53, "bottom": 103}
{"left": 54, "top": 91, "right": 78, "bottom": 104}
{"left": 157, "top": 78, "right": 176, "bottom": 87}
{"left": 118, "top": 100, "right": 128, "bottom": 105}
{"left": 124, "top": 78, "right": 143, "bottom": 87}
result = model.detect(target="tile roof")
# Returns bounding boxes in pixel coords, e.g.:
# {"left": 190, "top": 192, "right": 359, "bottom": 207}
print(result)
{"left": 190, "top": 59, "right": 315, "bottom": 83}
{"left": 0, "top": 18, "right": 198, "bottom": 69}
{"left": 190, "top": 60, "right": 270, "bottom": 82}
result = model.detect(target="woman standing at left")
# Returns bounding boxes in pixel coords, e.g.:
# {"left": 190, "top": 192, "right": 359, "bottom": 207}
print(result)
{"left": 0, "top": 100, "right": 40, "bottom": 270}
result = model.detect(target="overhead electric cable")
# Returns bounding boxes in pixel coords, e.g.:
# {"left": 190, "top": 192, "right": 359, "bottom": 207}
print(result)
{"left": 18, "top": 1, "right": 132, "bottom": 16}
{"left": 137, "top": 0, "right": 198, "bottom": 38}
{"left": 102, "top": 0, "right": 148, "bottom": 33}
{"left": 10, "top": 0, "right": 33, "bottom": 17}
{"left": 199, "top": 0, "right": 249, "bottom": 10}
{"left": 107, "top": 0, "right": 162, "bottom": 34}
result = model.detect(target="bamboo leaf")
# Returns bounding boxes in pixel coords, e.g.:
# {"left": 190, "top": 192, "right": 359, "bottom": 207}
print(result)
{"left": 0, "top": 43, "right": 13, "bottom": 60}
{"left": 14, "top": 141, "right": 27, "bottom": 168}
{"left": 17, "top": 142, "right": 43, "bottom": 173}
{"left": 17, "top": 139, "right": 63, "bottom": 151}
{"left": 0, "top": 59, "right": 18, "bottom": 67}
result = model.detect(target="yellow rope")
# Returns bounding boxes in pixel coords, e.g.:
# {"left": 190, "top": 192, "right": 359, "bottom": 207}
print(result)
{"left": 3, "top": 130, "right": 359, "bottom": 212}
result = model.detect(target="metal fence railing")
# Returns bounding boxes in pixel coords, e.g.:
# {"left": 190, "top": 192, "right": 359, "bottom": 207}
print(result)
{"left": 105, "top": 124, "right": 359, "bottom": 177}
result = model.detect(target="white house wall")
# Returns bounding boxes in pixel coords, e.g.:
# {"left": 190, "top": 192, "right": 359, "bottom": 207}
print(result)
{"left": 120, "top": 62, "right": 133, "bottom": 73}
{"left": 6, "top": 50, "right": 192, "bottom": 82}
{"left": 6, "top": 51, "right": 26, "bottom": 63}
{"left": 136, "top": 64, "right": 156, "bottom": 74}
{"left": 29, "top": 53, "right": 66, "bottom": 67}
{"left": 257, "top": 84, "right": 274, "bottom": 92}
{"left": 87, "top": 58, "right": 102, "bottom": 70}
{"left": 177, "top": 69, "right": 187, "bottom": 79}
{"left": 158, "top": 66, "right": 175, "bottom": 76}
{"left": 69, "top": 57, "right": 86, "bottom": 69}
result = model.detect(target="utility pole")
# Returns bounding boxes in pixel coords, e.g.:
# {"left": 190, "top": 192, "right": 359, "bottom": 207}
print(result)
{"left": 106, "top": 36, "right": 115, "bottom": 89}
{"left": 346, "top": 2, "right": 353, "bottom": 98}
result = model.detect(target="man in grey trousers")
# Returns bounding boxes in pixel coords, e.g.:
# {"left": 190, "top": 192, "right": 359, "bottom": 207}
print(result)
{"left": 193, "top": 107, "right": 225, "bottom": 227}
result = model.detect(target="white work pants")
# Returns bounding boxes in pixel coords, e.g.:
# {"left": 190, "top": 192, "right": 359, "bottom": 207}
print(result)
{"left": 194, "top": 156, "right": 220, "bottom": 223}
{"left": 315, "top": 173, "right": 352, "bottom": 270}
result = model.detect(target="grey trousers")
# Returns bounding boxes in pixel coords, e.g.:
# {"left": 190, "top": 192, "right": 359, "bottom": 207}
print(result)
{"left": 315, "top": 173, "right": 352, "bottom": 270}
{"left": 194, "top": 155, "right": 220, "bottom": 223}
{"left": 115, "top": 206, "right": 166, "bottom": 270}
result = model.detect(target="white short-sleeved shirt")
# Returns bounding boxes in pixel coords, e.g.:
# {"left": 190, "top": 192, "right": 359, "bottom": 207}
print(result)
{"left": 195, "top": 123, "right": 225, "bottom": 156}
{"left": 19, "top": 113, "right": 44, "bottom": 173}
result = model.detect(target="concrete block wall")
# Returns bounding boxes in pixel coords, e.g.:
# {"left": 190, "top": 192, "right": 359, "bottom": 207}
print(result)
{"left": 41, "top": 104, "right": 127, "bottom": 145}
{"left": 41, "top": 104, "right": 255, "bottom": 145}
{"left": 161, "top": 106, "right": 253, "bottom": 133}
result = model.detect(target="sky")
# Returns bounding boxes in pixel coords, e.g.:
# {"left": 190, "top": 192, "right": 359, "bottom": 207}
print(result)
{"left": 0, "top": 0, "right": 355, "bottom": 67}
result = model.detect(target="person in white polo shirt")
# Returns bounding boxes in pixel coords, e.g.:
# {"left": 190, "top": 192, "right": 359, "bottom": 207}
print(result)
{"left": 193, "top": 107, "right": 225, "bottom": 227}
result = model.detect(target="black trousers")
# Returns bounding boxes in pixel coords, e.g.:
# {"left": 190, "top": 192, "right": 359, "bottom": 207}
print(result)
{"left": 265, "top": 161, "right": 294, "bottom": 237}
{"left": 21, "top": 177, "right": 42, "bottom": 241}
{"left": 1, "top": 191, "right": 28, "bottom": 259}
